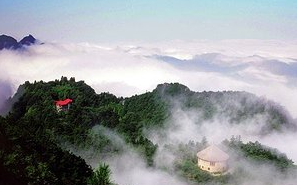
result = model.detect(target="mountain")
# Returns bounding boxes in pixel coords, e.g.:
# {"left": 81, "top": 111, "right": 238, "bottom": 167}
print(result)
{"left": 18, "top": 34, "right": 36, "bottom": 46}
{"left": 0, "top": 35, "right": 18, "bottom": 50}
{"left": 0, "top": 34, "right": 37, "bottom": 50}
{"left": 154, "top": 83, "right": 296, "bottom": 132}
{"left": 0, "top": 77, "right": 295, "bottom": 184}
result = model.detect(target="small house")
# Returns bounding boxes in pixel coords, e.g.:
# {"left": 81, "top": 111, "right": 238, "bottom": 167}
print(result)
{"left": 197, "top": 145, "right": 229, "bottom": 175}
{"left": 55, "top": 98, "right": 72, "bottom": 112}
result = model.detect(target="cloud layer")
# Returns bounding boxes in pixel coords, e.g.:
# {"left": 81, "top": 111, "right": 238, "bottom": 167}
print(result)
{"left": 1, "top": 40, "right": 297, "bottom": 118}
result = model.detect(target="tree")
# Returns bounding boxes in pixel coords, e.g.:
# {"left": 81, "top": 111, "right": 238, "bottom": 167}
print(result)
{"left": 87, "top": 163, "right": 113, "bottom": 185}
{"left": 201, "top": 136, "right": 208, "bottom": 148}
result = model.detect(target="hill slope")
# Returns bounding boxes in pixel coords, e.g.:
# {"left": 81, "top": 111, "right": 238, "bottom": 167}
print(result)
{"left": 0, "top": 77, "right": 295, "bottom": 184}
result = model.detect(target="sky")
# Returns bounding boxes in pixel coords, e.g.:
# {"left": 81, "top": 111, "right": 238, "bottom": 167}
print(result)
{"left": 1, "top": 0, "right": 297, "bottom": 42}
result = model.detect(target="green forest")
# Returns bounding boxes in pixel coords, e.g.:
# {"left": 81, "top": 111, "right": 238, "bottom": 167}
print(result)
{"left": 0, "top": 77, "right": 295, "bottom": 185}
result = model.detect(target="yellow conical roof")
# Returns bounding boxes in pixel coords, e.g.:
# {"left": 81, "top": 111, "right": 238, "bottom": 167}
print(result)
{"left": 197, "top": 145, "right": 229, "bottom": 162}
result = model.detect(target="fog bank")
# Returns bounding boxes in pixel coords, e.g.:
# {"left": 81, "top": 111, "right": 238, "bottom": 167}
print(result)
{"left": 1, "top": 40, "right": 297, "bottom": 118}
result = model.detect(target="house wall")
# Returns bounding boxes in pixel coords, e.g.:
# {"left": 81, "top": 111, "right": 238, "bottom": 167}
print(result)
{"left": 197, "top": 158, "right": 228, "bottom": 174}
{"left": 56, "top": 105, "right": 62, "bottom": 112}
{"left": 56, "top": 104, "right": 70, "bottom": 112}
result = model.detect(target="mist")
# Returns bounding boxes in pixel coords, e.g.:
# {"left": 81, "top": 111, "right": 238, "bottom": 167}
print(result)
{"left": 144, "top": 95, "right": 297, "bottom": 185}
{"left": 61, "top": 94, "right": 297, "bottom": 185}
{"left": 0, "top": 80, "right": 13, "bottom": 113}
{"left": 148, "top": 94, "right": 297, "bottom": 161}
{"left": 0, "top": 40, "right": 297, "bottom": 117}
{"left": 1, "top": 40, "right": 297, "bottom": 185}
{"left": 62, "top": 125, "right": 189, "bottom": 185}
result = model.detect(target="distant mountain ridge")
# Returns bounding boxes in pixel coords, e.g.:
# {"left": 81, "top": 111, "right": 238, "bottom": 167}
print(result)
{"left": 0, "top": 34, "right": 37, "bottom": 50}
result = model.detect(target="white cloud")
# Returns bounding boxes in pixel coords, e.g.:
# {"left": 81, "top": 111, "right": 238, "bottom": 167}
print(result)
{"left": 0, "top": 40, "right": 297, "bottom": 118}
{"left": 13, "top": 40, "right": 293, "bottom": 184}
{"left": 106, "top": 151, "right": 188, "bottom": 185}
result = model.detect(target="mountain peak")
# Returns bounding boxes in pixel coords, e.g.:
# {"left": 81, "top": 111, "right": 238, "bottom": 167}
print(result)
{"left": 0, "top": 35, "right": 18, "bottom": 50}
{"left": 19, "top": 34, "right": 36, "bottom": 46}
{"left": 0, "top": 34, "right": 38, "bottom": 50}
{"left": 154, "top": 82, "right": 191, "bottom": 96}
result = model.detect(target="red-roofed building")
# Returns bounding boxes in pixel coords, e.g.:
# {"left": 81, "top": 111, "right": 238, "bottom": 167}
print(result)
{"left": 55, "top": 98, "right": 72, "bottom": 112}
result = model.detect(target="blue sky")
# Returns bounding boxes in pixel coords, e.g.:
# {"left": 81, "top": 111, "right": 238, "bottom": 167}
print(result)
{"left": 1, "top": 0, "right": 297, "bottom": 42}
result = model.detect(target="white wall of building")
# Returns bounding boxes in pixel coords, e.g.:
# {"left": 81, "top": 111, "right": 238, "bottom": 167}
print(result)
{"left": 197, "top": 158, "right": 228, "bottom": 174}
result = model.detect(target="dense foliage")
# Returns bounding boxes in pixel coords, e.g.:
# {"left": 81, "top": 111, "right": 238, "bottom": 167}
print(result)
{"left": 87, "top": 164, "right": 114, "bottom": 185}
{"left": 155, "top": 83, "right": 295, "bottom": 132}
{"left": 164, "top": 137, "right": 294, "bottom": 185}
{"left": 0, "top": 78, "right": 295, "bottom": 184}
{"left": 0, "top": 77, "right": 119, "bottom": 184}
{"left": 0, "top": 77, "right": 168, "bottom": 184}
{"left": 225, "top": 136, "right": 294, "bottom": 170}
{"left": 162, "top": 140, "right": 230, "bottom": 185}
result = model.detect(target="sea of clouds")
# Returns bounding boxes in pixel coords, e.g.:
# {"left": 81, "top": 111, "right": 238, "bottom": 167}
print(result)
{"left": 1, "top": 40, "right": 297, "bottom": 116}
{"left": 1, "top": 39, "right": 297, "bottom": 185}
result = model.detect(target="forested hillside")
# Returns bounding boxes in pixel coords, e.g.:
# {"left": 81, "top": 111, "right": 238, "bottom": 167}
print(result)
{"left": 0, "top": 77, "right": 295, "bottom": 185}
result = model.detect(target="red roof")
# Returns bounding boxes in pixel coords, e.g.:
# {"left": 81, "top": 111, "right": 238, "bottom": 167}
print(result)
{"left": 55, "top": 99, "right": 73, "bottom": 106}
